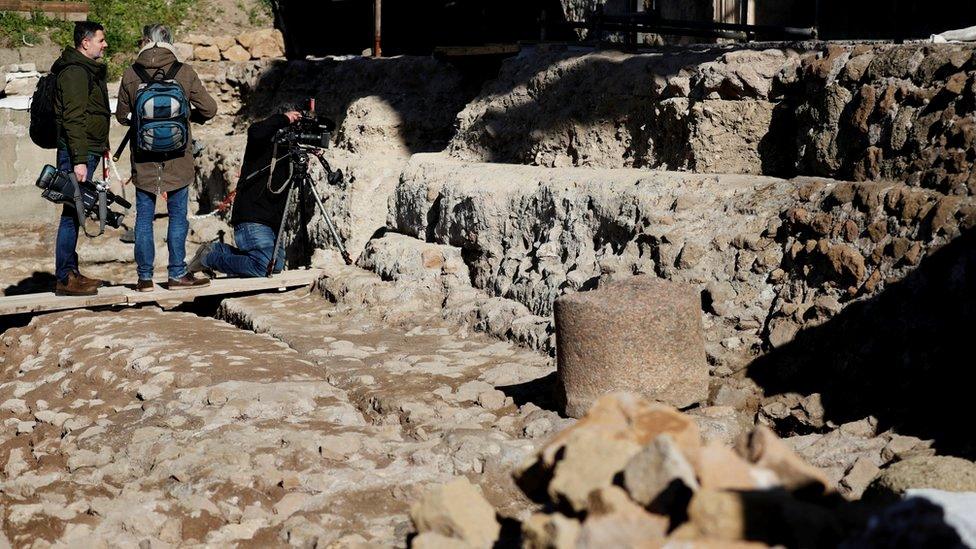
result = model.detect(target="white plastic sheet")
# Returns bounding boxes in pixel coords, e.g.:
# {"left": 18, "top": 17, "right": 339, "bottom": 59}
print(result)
{"left": 931, "top": 25, "right": 976, "bottom": 42}
{"left": 906, "top": 489, "right": 976, "bottom": 548}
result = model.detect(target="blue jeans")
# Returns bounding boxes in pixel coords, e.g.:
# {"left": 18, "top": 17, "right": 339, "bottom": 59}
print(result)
{"left": 55, "top": 149, "right": 103, "bottom": 283}
{"left": 203, "top": 222, "right": 285, "bottom": 278}
{"left": 135, "top": 185, "right": 189, "bottom": 280}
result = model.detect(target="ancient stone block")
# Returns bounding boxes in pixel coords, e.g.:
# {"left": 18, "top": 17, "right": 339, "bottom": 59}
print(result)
{"left": 554, "top": 275, "right": 708, "bottom": 416}
{"left": 194, "top": 45, "right": 220, "bottom": 62}
{"left": 213, "top": 35, "right": 236, "bottom": 52}
{"left": 222, "top": 44, "right": 251, "bottom": 63}
{"left": 172, "top": 42, "right": 194, "bottom": 61}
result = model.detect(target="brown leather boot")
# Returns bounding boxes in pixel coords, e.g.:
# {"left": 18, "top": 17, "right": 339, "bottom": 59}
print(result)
{"left": 167, "top": 273, "right": 210, "bottom": 289}
{"left": 54, "top": 272, "right": 98, "bottom": 296}
{"left": 75, "top": 271, "right": 108, "bottom": 288}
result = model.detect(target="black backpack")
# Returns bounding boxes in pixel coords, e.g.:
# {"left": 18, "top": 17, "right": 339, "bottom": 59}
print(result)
{"left": 29, "top": 66, "right": 92, "bottom": 149}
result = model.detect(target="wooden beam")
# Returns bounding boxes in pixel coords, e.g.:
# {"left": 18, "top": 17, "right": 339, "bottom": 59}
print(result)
{"left": 0, "top": 1, "right": 89, "bottom": 14}
{"left": 0, "top": 269, "right": 322, "bottom": 317}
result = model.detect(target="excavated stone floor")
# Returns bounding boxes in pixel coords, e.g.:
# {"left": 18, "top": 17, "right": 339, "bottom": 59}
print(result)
{"left": 0, "top": 242, "right": 563, "bottom": 547}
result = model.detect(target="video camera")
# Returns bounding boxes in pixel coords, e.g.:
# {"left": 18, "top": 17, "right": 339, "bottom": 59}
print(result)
{"left": 35, "top": 165, "right": 130, "bottom": 233}
{"left": 274, "top": 109, "right": 335, "bottom": 149}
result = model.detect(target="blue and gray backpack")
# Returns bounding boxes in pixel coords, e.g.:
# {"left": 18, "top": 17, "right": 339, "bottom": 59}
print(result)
{"left": 131, "top": 62, "right": 190, "bottom": 154}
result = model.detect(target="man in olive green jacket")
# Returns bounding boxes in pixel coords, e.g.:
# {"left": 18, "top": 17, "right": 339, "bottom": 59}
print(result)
{"left": 52, "top": 21, "right": 110, "bottom": 296}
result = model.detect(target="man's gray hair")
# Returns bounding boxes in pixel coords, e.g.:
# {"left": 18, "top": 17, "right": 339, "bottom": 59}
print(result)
{"left": 142, "top": 24, "right": 173, "bottom": 44}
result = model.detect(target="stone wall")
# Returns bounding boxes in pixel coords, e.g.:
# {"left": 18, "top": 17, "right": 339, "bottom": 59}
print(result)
{"left": 449, "top": 43, "right": 976, "bottom": 195}
{"left": 176, "top": 29, "right": 285, "bottom": 63}
{"left": 386, "top": 154, "right": 975, "bottom": 376}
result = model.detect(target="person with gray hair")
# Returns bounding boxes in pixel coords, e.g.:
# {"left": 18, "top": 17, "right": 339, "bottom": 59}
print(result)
{"left": 142, "top": 23, "right": 173, "bottom": 45}
{"left": 115, "top": 22, "right": 217, "bottom": 291}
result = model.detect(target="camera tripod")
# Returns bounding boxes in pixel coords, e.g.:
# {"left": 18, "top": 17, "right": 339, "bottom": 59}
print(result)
{"left": 266, "top": 145, "right": 352, "bottom": 277}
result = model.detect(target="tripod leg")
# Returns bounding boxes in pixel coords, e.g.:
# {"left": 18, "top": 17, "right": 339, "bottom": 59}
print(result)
{"left": 305, "top": 176, "right": 352, "bottom": 265}
{"left": 267, "top": 179, "right": 298, "bottom": 277}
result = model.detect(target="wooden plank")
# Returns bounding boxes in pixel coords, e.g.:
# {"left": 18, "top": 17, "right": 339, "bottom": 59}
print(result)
{"left": 0, "top": 269, "right": 321, "bottom": 317}
{"left": 124, "top": 269, "right": 322, "bottom": 305}
{"left": 0, "top": 286, "right": 128, "bottom": 316}
{"left": 0, "top": 1, "right": 89, "bottom": 13}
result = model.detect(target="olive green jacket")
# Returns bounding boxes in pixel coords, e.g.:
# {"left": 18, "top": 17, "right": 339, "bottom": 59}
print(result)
{"left": 52, "top": 47, "right": 111, "bottom": 165}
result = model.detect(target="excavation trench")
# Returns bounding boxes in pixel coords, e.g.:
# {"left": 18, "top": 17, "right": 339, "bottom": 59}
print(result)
{"left": 3, "top": 39, "right": 976, "bottom": 546}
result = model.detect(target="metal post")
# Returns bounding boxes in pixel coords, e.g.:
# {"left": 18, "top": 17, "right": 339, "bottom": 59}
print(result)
{"left": 373, "top": 0, "right": 382, "bottom": 57}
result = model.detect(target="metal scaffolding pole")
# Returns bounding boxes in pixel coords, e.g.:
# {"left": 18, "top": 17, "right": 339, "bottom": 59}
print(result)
{"left": 373, "top": 0, "right": 382, "bottom": 57}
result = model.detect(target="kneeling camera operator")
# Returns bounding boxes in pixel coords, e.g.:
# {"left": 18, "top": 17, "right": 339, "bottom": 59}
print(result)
{"left": 188, "top": 104, "right": 341, "bottom": 278}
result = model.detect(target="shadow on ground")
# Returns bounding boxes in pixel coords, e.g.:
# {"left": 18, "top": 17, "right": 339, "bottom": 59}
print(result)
{"left": 3, "top": 272, "right": 56, "bottom": 297}
{"left": 748, "top": 230, "right": 976, "bottom": 458}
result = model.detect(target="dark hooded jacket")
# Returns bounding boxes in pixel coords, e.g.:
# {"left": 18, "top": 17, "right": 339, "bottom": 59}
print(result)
{"left": 116, "top": 44, "right": 217, "bottom": 194}
{"left": 52, "top": 47, "right": 111, "bottom": 165}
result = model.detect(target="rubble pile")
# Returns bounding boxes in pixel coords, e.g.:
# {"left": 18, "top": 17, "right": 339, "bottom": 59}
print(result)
{"left": 409, "top": 392, "right": 976, "bottom": 548}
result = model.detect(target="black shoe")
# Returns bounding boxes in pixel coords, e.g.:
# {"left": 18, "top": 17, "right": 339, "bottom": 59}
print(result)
{"left": 187, "top": 242, "right": 215, "bottom": 274}
{"left": 120, "top": 228, "right": 136, "bottom": 244}
{"left": 168, "top": 273, "right": 211, "bottom": 289}
{"left": 136, "top": 279, "right": 154, "bottom": 292}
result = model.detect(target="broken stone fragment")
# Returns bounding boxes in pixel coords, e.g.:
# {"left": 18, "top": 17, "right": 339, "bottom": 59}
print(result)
{"left": 222, "top": 44, "right": 251, "bottom": 63}
{"left": 516, "top": 393, "right": 702, "bottom": 506}
{"left": 573, "top": 487, "right": 673, "bottom": 544}
{"left": 841, "top": 456, "right": 881, "bottom": 499}
{"left": 410, "top": 477, "right": 500, "bottom": 548}
{"left": 622, "top": 433, "right": 699, "bottom": 511}
{"left": 881, "top": 434, "right": 933, "bottom": 462}
{"left": 522, "top": 513, "right": 581, "bottom": 549}
{"left": 742, "top": 425, "right": 833, "bottom": 493}
{"left": 545, "top": 430, "right": 641, "bottom": 513}
{"left": 866, "top": 456, "right": 976, "bottom": 500}
{"left": 697, "top": 442, "right": 769, "bottom": 491}
{"left": 272, "top": 492, "right": 309, "bottom": 520}
{"left": 0, "top": 398, "right": 29, "bottom": 415}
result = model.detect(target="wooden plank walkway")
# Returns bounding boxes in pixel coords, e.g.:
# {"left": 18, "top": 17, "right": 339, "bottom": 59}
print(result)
{"left": 0, "top": 269, "right": 322, "bottom": 317}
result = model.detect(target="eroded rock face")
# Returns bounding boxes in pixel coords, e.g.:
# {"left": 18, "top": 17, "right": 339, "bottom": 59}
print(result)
{"left": 449, "top": 43, "right": 976, "bottom": 194}
{"left": 389, "top": 154, "right": 976, "bottom": 384}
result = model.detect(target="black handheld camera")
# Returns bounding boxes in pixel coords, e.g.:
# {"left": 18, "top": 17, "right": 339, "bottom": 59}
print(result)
{"left": 35, "top": 165, "right": 131, "bottom": 231}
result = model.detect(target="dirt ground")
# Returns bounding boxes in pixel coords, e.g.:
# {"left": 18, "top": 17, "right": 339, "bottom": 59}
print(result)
{"left": 0, "top": 229, "right": 563, "bottom": 547}
{"left": 180, "top": 0, "right": 273, "bottom": 37}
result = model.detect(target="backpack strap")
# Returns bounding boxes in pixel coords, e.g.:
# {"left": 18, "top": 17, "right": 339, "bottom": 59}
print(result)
{"left": 133, "top": 62, "right": 183, "bottom": 83}
{"left": 164, "top": 61, "right": 183, "bottom": 81}
{"left": 132, "top": 63, "right": 153, "bottom": 84}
